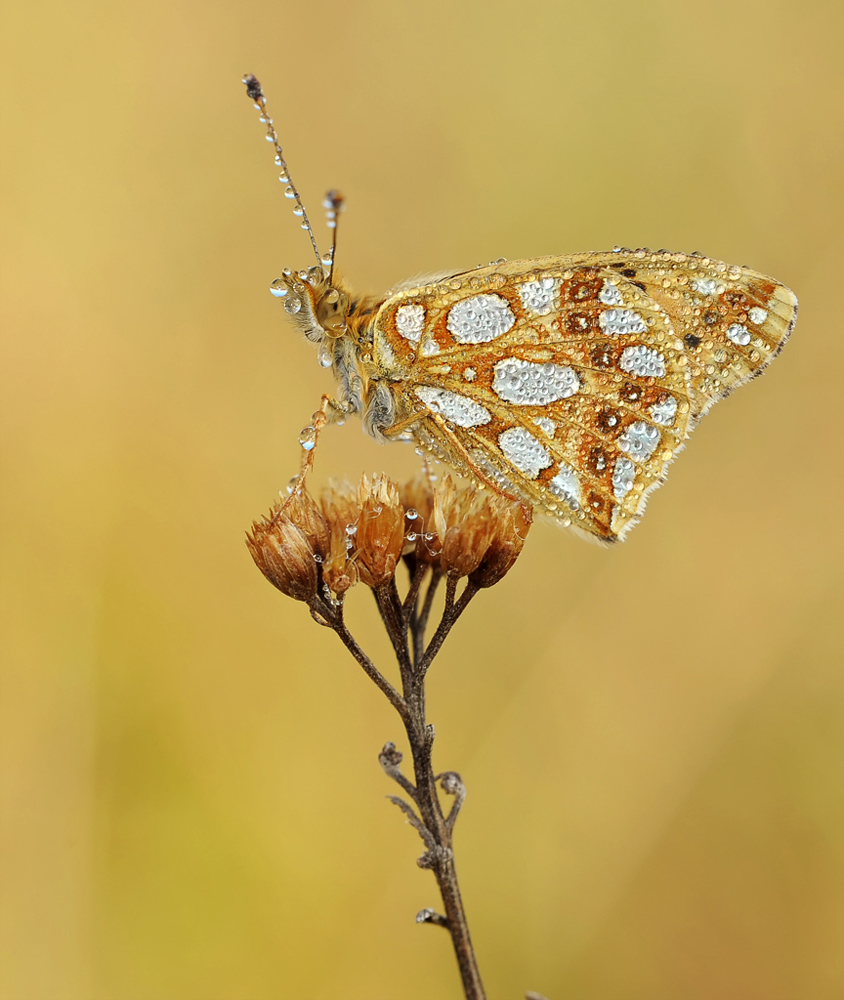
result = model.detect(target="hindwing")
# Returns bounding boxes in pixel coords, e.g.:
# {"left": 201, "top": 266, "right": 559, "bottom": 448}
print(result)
{"left": 367, "top": 250, "right": 797, "bottom": 542}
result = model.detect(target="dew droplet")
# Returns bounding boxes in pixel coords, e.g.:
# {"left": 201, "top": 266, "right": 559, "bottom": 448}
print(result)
{"left": 317, "top": 343, "right": 333, "bottom": 368}
{"left": 278, "top": 170, "right": 290, "bottom": 183}
{"left": 406, "top": 508, "right": 419, "bottom": 520}
{"left": 292, "top": 206, "right": 304, "bottom": 217}
{"left": 269, "top": 278, "right": 288, "bottom": 298}
{"left": 284, "top": 185, "right": 296, "bottom": 199}
{"left": 299, "top": 425, "right": 317, "bottom": 450}
{"left": 345, "top": 524, "right": 357, "bottom": 536}
{"left": 284, "top": 295, "right": 302, "bottom": 314}
{"left": 406, "top": 532, "right": 418, "bottom": 542}
{"left": 286, "top": 476, "right": 300, "bottom": 495}
{"left": 313, "top": 553, "right": 323, "bottom": 563}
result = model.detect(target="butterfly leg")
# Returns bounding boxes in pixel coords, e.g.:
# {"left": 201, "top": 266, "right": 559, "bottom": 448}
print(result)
{"left": 381, "top": 408, "right": 429, "bottom": 441}
{"left": 281, "top": 394, "right": 350, "bottom": 509}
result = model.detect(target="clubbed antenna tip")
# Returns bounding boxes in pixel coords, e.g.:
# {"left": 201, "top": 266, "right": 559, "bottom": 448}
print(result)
{"left": 243, "top": 74, "right": 264, "bottom": 104}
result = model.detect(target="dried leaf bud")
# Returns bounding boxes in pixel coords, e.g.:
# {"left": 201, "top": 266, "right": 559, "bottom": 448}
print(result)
{"left": 320, "top": 480, "right": 361, "bottom": 596}
{"left": 432, "top": 476, "right": 492, "bottom": 578}
{"left": 468, "top": 499, "right": 532, "bottom": 588}
{"left": 246, "top": 507, "right": 319, "bottom": 602}
{"left": 355, "top": 474, "right": 405, "bottom": 588}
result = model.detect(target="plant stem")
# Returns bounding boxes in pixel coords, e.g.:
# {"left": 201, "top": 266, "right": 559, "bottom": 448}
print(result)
{"left": 402, "top": 699, "right": 486, "bottom": 1000}
{"left": 328, "top": 570, "right": 486, "bottom": 1000}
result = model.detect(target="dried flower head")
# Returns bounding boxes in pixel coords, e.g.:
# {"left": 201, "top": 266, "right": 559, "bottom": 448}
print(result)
{"left": 469, "top": 497, "right": 532, "bottom": 589}
{"left": 248, "top": 470, "right": 532, "bottom": 612}
{"left": 354, "top": 474, "right": 406, "bottom": 588}
{"left": 246, "top": 502, "right": 320, "bottom": 603}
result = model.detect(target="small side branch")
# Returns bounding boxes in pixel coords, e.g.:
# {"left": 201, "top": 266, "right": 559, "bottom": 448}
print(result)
{"left": 437, "top": 771, "right": 467, "bottom": 834}
{"left": 416, "top": 907, "right": 449, "bottom": 929}
{"left": 378, "top": 742, "right": 418, "bottom": 803}
{"left": 387, "top": 795, "right": 436, "bottom": 850}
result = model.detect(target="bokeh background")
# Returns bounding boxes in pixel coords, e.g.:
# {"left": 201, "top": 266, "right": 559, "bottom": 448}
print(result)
{"left": 2, "top": 1, "right": 843, "bottom": 997}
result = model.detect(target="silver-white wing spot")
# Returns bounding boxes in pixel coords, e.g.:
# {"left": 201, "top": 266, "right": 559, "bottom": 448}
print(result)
{"left": 517, "top": 277, "right": 558, "bottom": 315}
{"left": 598, "top": 280, "right": 624, "bottom": 305}
{"left": 419, "top": 337, "right": 440, "bottom": 356}
{"left": 727, "top": 323, "right": 751, "bottom": 346}
{"left": 649, "top": 395, "right": 677, "bottom": 426}
{"left": 692, "top": 278, "right": 718, "bottom": 295}
{"left": 748, "top": 307, "right": 768, "bottom": 325}
{"left": 492, "top": 358, "right": 579, "bottom": 405}
{"left": 619, "top": 345, "right": 666, "bottom": 378}
{"left": 395, "top": 304, "right": 425, "bottom": 343}
{"left": 549, "top": 464, "right": 581, "bottom": 507}
{"left": 531, "top": 416, "right": 556, "bottom": 436}
{"left": 612, "top": 456, "right": 635, "bottom": 499}
{"left": 447, "top": 294, "right": 515, "bottom": 344}
{"left": 415, "top": 386, "right": 491, "bottom": 428}
{"left": 618, "top": 421, "right": 660, "bottom": 462}
{"left": 599, "top": 309, "right": 647, "bottom": 336}
{"left": 498, "top": 427, "right": 553, "bottom": 479}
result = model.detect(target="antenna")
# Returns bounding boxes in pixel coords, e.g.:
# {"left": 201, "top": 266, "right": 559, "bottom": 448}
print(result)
{"left": 242, "top": 74, "right": 322, "bottom": 270}
{"left": 323, "top": 190, "right": 344, "bottom": 286}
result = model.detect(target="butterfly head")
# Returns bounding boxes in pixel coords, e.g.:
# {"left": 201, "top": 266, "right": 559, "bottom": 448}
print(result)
{"left": 270, "top": 266, "right": 352, "bottom": 346}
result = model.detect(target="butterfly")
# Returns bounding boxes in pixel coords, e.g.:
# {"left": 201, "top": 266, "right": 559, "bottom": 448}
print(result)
{"left": 244, "top": 75, "right": 798, "bottom": 544}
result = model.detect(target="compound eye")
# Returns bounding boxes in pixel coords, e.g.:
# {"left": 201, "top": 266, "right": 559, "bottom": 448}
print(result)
{"left": 318, "top": 289, "right": 349, "bottom": 334}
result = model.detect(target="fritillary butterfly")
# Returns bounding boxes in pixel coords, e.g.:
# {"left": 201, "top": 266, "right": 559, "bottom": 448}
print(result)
{"left": 244, "top": 75, "right": 797, "bottom": 544}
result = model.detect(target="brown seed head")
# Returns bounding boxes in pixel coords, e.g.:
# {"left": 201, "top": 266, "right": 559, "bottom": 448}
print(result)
{"left": 469, "top": 498, "right": 532, "bottom": 588}
{"left": 246, "top": 504, "right": 319, "bottom": 602}
{"left": 354, "top": 474, "right": 406, "bottom": 588}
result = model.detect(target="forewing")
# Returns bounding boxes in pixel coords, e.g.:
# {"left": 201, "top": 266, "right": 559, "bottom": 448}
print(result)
{"left": 370, "top": 250, "right": 796, "bottom": 542}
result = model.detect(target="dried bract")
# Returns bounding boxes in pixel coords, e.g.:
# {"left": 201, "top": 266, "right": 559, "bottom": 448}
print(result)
{"left": 320, "top": 480, "right": 361, "bottom": 596}
{"left": 400, "top": 474, "right": 439, "bottom": 564}
{"left": 286, "top": 488, "right": 330, "bottom": 559}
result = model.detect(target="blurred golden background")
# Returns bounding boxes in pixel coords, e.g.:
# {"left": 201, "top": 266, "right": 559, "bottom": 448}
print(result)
{"left": 2, "top": 1, "right": 843, "bottom": 997}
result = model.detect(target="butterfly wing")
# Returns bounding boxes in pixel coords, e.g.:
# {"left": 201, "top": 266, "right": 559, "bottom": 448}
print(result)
{"left": 369, "top": 250, "right": 797, "bottom": 542}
